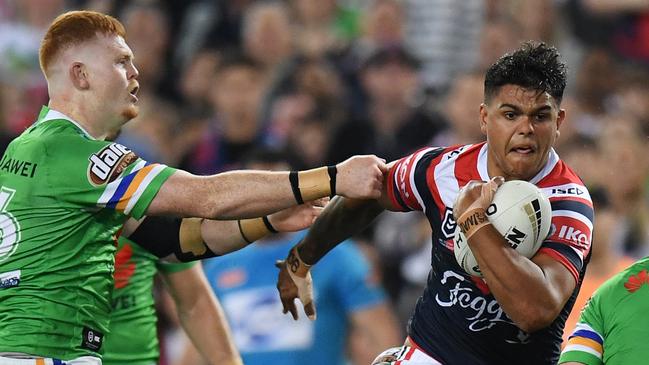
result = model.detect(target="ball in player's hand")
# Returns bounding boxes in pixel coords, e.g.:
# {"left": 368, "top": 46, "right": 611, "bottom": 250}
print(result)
{"left": 454, "top": 180, "right": 552, "bottom": 277}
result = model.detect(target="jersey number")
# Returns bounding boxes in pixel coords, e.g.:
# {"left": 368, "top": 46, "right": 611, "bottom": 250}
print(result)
{"left": 0, "top": 187, "right": 20, "bottom": 262}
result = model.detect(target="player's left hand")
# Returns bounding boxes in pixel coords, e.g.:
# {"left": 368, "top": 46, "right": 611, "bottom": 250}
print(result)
{"left": 267, "top": 198, "right": 328, "bottom": 232}
{"left": 275, "top": 246, "right": 316, "bottom": 320}
{"left": 453, "top": 176, "right": 504, "bottom": 220}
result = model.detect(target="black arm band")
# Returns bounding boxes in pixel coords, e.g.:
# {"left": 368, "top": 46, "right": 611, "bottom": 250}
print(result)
{"left": 327, "top": 165, "right": 337, "bottom": 197}
{"left": 262, "top": 215, "right": 278, "bottom": 233}
{"left": 238, "top": 219, "right": 253, "bottom": 244}
{"left": 289, "top": 170, "right": 304, "bottom": 204}
{"left": 128, "top": 216, "right": 218, "bottom": 262}
{"left": 129, "top": 216, "right": 180, "bottom": 258}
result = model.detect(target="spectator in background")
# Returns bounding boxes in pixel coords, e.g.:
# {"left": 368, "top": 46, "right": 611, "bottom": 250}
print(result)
{"left": 566, "top": 0, "right": 649, "bottom": 65}
{"left": 403, "top": 0, "right": 485, "bottom": 93}
{"left": 477, "top": 18, "right": 521, "bottom": 71}
{"left": 0, "top": 0, "right": 63, "bottom": 133}
{"left": 263, "top": 55, "right": 348, "bottom": 148}
{"left": 285, "top": 106, "right": 333, "bottom": 169}
{"left": 290, "top": 0, "right": 361, "bottom": 57}
{"left": 241, "top": 1, "right": 294, "bottom": 80}
{"left": 178, "top": 49, "right": 220, "bottom": 114}
{"left": 433, "top": 71, "right": 486, "bottom": 146}
{"left": 610, "top": 66, "right": 649, "bottom": 136}
{"left": 336, "top": 0, "right": 407, "bottom": 116}
{"left": 568, "top": 49, "right": 619, "bottom": 139}
{"left": 115, "top": 99, "right": 180, "bottom": 165}
{"left": 179, "top": 148, "right": 402, "bottom": 365}
{"left": 180, "top": 53, "right": 267, "bottom": 174}
{"left": 597, "top": 118, "right": 649, "bottom": 257}
{"left": 120, "top": 3, "right": 171, "bottom": 98}
{"left": 329, "top": 45, "right": 446, "bottom": 163}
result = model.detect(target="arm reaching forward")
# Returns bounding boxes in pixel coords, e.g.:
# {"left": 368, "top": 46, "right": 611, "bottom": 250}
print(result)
{"left": 147, "top": 155, "right": 387, "bottom": 219}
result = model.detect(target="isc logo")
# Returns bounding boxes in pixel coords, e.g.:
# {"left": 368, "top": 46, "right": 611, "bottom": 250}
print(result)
{"left": 87, "top": 143, "right": 137, "bottom": 185}
{"left": 551, "top": 187, "right": 584, "bottom": 195}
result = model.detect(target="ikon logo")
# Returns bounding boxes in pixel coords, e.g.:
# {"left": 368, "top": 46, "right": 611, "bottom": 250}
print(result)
{"left": 557, "top": 225, "right": 588, "bottom": 247}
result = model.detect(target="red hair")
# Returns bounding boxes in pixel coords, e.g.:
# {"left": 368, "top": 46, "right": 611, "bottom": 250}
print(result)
{"left": 39, "top": 10, "right": 126, "bottom": 77}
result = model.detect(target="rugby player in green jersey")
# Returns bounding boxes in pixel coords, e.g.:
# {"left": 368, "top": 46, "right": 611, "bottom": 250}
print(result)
{"left": 560, "top": 257, "right": 649, "bottom": 365}
{"left": 0, "top": 10, "right": 386, "bottom": 365}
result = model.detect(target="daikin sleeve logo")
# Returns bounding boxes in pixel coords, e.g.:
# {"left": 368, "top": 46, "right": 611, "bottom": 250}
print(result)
{"left": 87, "top": 143, "right": 138, "bottom": 185}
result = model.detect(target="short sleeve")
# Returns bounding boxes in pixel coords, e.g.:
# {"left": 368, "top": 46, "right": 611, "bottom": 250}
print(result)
{"left": 387, "top": 147, "right": 445, "bottom": 212}
{"left": 538, "top": 186, "right": 594, "bottom": 283}
{"left": 44, "top": 135, "right": 175, "bottom": 219}
{"left": 559, "top": 294, "right": 605, "bottom": 364}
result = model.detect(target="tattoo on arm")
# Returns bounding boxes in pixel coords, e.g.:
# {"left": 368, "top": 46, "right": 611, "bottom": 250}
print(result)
{"left": 297, "top": 196, "right": 384, "bottom": 265}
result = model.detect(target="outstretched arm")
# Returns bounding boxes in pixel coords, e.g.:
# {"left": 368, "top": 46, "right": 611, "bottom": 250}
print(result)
{"left": 147, "top": 155, "right": 386, "bottom": 219}
{"left": 124, "top": 200, "right": 326, "bottom": 262}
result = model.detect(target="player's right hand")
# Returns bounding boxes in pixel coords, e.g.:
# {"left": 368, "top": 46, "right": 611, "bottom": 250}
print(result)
{"left": 453, "top": 176, "right": 504, "bottom": 219}
{"left": 267, "top": 198, "right": 328, "bottom": 232}
{"left": 275, "top": 246, "right": 316, "bottom": 320}
{"left": 336, "top": 155, "right": 387, "bottom": 200}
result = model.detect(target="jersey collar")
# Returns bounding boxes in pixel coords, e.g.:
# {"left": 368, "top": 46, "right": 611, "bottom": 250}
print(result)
{"left": 37, "top": 105, "right": 96, "bottom": 140}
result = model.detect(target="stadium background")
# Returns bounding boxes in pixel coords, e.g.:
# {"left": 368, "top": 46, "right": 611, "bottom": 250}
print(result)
{"left": 0, "top": 0, "right": 648, "bottom": 363}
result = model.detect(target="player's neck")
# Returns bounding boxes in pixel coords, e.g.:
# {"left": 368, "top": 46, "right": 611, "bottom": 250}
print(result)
{"left": 48, "top": 99, "right": 109, "bottom": 140}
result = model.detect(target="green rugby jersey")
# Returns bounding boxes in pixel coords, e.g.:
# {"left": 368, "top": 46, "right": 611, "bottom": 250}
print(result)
{"left": 102, "top": 236, "right": 194, "bottom": 365}
{"left": 0, "top": 106, "right": 175, "bottom": 359}
{"left": 560, "top": 257, "right": 649, "bottom": 365}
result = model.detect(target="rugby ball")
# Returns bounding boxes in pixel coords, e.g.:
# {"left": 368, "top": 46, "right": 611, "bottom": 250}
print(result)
{"left": 453, "top": 180, "right": 552, "bottom": 277}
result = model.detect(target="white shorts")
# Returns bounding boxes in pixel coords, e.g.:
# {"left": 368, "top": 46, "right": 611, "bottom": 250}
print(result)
{"left": 0, "top": 356, "right": 101, "bottom": 365}
{"left": 372, "top": 343, "right": 444, "bottom": 365}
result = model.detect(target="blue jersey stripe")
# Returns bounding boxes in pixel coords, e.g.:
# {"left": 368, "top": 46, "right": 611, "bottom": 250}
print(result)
{"left": 106, "top": 162, "right": 150, "bottom": 209}
{"left": 571, "top": 329, "right": 604, "bottom": 344}
{"left": 551, "top": 200, "right": 594, "bottom": 223}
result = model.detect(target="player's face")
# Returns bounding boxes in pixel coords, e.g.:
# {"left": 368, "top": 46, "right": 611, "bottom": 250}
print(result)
{"left": 480, "top": 84, "right": 565, "bottom": 181}
{"left": 84, "top": 34, "right": 140, "bottom": 128}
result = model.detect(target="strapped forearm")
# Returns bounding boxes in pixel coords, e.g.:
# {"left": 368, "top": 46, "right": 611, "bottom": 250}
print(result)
{"left": 129, "top": 216, "right": 277, "bottom": 262}
{"left": 149, "top": 167, "right": 337, "bottom": 220}
{"left": 297, "top": 196, "right": 384, "bottom": 265}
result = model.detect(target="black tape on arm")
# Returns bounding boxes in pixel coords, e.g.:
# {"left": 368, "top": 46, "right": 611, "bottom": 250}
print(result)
{"left": 128, "top": 216, "right": 218, "bottom": 262}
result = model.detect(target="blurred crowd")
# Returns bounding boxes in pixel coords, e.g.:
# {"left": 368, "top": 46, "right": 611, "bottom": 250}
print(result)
{"left": 1, "top": 0, "right": 649, "bottom": 363}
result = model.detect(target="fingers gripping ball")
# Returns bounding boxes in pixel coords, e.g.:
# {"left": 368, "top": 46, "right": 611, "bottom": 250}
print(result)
{"left": 453, "top": 180, "right": 552, "bottom": 277}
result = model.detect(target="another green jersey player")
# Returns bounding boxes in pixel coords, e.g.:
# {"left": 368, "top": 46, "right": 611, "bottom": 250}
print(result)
{"left": 102, "top": 236, "right": 234, "bottom": 365}
{"left": 559, "top": 257, "right": 649, "bottom": 365}
{"left": 0, "top": 10, "right": 386, "bottom": 364}
{"left": 103, "top": 237, "right": 197, "bottom": 365}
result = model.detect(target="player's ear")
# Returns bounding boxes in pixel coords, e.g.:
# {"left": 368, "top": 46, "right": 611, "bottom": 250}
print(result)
{"left": 479, "top": 103, "right": 488, "bottom": 135}
{"left": 70, "top": 62, "right": 90, "bottom": 90}
{"left": 555, "top": 108, "right": 566, "bottom": 139}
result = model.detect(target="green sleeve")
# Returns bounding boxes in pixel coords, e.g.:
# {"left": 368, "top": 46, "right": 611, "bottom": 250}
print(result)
{"left": 559, "top": 283, "right": 608, "bottom": 365}
{"left": 43, "top": 132, "right": 175, "bottom": 219}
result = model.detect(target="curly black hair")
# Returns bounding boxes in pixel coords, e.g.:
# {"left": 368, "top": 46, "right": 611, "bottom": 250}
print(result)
{"left": 484, "top": 41, "right": 567, "bottom": 105}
